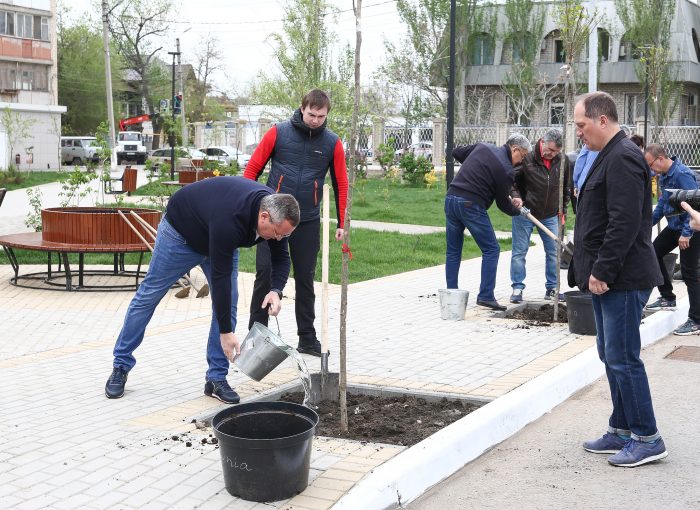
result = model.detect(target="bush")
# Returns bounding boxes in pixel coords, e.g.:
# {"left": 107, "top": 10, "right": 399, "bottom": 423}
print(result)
{"left": 398, "top": 153, "right": 432, "bottom": 186}
{"left": 0, "top": 164, "right": 24, "bottom": 186}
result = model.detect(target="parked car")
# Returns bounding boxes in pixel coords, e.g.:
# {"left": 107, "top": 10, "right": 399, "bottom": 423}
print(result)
{"left": 197, "top": 146, "right": 251, "bottom": 169}
{"left": 395, "top": 141, "right": 433, "bottom": 161}
{"left": 147, "top": 147, "right": 206, "bottom": 171}
{"left": 60, "top": 136, "right": 100, "bottom": 165}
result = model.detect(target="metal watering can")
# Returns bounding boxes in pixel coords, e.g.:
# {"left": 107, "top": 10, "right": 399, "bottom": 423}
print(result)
{"left": 235, "top": 319, "right": 293, "bottom": 381}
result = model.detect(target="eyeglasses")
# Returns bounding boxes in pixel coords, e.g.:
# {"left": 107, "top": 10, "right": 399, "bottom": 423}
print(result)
{"left": 272, "top": 224, "right": 291, "bottom": 240}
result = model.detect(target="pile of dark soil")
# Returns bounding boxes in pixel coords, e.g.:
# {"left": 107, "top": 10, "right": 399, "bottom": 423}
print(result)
{"left": 508, "top": 303, "right": 568, "bottom": 324}
{"left": 281, "top": 392, "right": 480, "bottom": 447}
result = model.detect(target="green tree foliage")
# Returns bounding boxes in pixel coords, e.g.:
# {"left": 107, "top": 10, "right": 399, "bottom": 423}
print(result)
{"left": 57, "top": 9, "right": 121, "bottom": 135}
{"left": 614, "top": 0, "right": 680, "bottom": 138}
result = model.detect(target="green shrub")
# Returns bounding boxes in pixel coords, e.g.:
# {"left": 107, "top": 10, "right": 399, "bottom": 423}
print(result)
{"left": 399, "top": 153, "right": 432, "bottom": 186}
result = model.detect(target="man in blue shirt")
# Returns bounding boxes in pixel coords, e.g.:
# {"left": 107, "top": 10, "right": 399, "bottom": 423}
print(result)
{"left": 644, "top": 144, "right": 700, "bottom": 335}
{"left": 573, "top": 144, "right": 599, "bottom": 193}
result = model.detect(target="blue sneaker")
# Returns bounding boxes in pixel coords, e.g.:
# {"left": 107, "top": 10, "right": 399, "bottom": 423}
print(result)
{"left": 608, "top": 438, "right": 668, "bottom": 467}
{"left": 582, "top": 432, "right": 629, "bottom": 454}
{"left": 510, "top": 289, "right": 523, "bottom": 303}
{"left": 673, "top": 318, "right": 700, "bottom": 336}
{"left": 544, "top": 289, "right": 565, "bottom": 301}
{"left": 105, "top": 367, "right": 128, "bottom": 399}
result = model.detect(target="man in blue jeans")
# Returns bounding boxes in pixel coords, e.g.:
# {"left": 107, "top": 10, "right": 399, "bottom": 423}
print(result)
{"left": 105, "top": 177, "right": 300, "bottom": 404}
{"left": 445, "top": 133, "right": 531, "bottom": 311}
{"left": 572, "top": 92, "right": 667, "bottom": 467}
{"left": 510, "top": 129, "right": 571, "bottom": 303}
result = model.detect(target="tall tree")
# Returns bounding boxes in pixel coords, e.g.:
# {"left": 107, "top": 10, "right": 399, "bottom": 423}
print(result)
{"left": 500, "top": 0, "right": 548, "bottom": 125}
{"left": 188, "top": 34, "right": 224, "bottom": 122}
{"left": 614, "top": 0, "right": 680, "bottom": 139}
{"left": 108, "top": 0, "right": 174, "bottom": 117}
{"left": 57, "top": 8, "right": 121, "bottom": 134}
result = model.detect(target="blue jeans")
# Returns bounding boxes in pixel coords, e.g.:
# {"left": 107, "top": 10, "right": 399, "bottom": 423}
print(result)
{"left": 510, "top": 214, "right": 559, "bottom": 291}
{"left": 445, "top": 194, "right": 500, "bottom": 301}
{"left": 113, "top": 218, "right": 239, "bottom": 381}
{"left": 591, "top": 289, "right": 660, "bottom": 441}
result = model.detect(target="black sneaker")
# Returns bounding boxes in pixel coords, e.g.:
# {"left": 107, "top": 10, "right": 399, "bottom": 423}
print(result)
{"left": 297, "top": 339, "right": 323, "bottom": 357}
{"left": 476, "top": 299, "right": 507, "bottom": 311}
{"left": 204, "top": 380, "right": 240, "bottom": 404}
{"left": 105, "top": 367, "right": 128, "bottom": 399}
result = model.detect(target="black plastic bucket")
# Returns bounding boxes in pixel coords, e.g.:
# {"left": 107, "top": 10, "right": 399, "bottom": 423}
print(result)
{"left": 212, "top": 401, "right": 319, "bottom": 502}
{"left": 564, "top": 291, "right": 596, "bottom": 335}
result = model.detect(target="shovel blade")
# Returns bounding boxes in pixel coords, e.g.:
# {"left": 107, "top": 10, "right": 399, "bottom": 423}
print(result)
{"left": 174, "top": 286, "right": 191, "bottom": 299}
{"left": 309, "top": 372, "right": 340, "bottom": 404}
{"left": 196, "top": 283, "right": 210, "bottom": 298}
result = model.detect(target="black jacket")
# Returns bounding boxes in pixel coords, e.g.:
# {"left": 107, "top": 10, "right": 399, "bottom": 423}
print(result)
{"left": 512, "top": 140, "right": 571, "bottom": 220}
{"left": 166, "top": 176, "right": 291, "bottom": 333}
{"left": 448, "top": 143, "right": 520, "bottom": 216}
{"left": 570, "top": 131, "right": 662, "bottom": 291}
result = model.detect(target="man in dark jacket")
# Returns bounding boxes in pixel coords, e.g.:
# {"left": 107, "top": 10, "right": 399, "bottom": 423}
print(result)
{"left": 445, "top": 133, "right": 530, "bottom": 311}
{"left": 643, "top": 144, "right": 700, "bottom": 335}
{"left": 510, "top": 128, "right": 571, "bottom": 303}
{"left": 244, "top": 89, "right": 348, "bottom": 356}
{"left": 105, "top": 177, "right": 300, "bottom": 403}
{"left": 573, "top": 92, "right": 667, "bottom": 467}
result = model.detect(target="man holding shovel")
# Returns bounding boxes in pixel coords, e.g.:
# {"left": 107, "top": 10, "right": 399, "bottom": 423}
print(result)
{"left": 510, "top": 129, "right": 571, "bottom": 303}
{"left": 105, "top": 177, "right": 300, "bottom": 404}
{"left": 572, "top": 92, "right": 667, "bottom": 467}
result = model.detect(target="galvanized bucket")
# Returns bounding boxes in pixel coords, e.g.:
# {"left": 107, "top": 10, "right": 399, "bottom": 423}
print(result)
{"left": 235, "top": 321, "right": 292, "bottom": 382}
{"left": 438, "top": 289, "right": 469, "bottom": 320}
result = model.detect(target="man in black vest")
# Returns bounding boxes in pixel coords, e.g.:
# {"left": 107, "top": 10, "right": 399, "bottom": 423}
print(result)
{"left": 244, "top": 89, "right": 348, "bottom": 356}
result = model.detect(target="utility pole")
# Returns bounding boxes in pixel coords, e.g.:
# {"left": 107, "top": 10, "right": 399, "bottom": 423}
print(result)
{"left": 168, "top": 51, "right": 180, "bottom": 180}
{"left": 176, "top": 38, "right": 187, "bottom": 146}
{"left": 101, "top": 0, "right": 117, "bottom": 171}
{"left": 446, "top": 0, "right": 456, "bottom": 187}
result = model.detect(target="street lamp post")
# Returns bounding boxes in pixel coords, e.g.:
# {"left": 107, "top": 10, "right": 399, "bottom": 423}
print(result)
{"left": 446, "top": 0, "right": 456, "bottom": 187}
{"left": 168, "top": 50, "right": 180, "bottom": 180}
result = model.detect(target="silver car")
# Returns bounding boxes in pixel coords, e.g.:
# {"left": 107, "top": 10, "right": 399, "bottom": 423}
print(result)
{"left": 198, "top": 146, "right": 251, "bottom": 169}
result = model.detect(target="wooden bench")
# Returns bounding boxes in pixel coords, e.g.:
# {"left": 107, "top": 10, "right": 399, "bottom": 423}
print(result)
{"left": 105, "top": 166, "right": 137, "bottom": 195}
{"left": 0, "top": 232, "right": 150, "bottom": 291}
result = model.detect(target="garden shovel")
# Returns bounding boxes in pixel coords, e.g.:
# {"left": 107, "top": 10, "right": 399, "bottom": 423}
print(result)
{"left": 510, "top": 197, "right": 573, "bottom": 256}
{"left": 309, "top": 184, "right": 339, "bottom": 404}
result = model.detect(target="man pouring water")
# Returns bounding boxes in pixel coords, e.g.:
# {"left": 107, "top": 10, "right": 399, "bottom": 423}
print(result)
{"left": 105, "top": 177, "right": 300, "bottom": 404}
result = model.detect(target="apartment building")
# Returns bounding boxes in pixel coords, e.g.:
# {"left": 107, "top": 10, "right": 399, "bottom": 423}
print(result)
{"left": 0, "top": 0, "right": 65, "bottom": 170}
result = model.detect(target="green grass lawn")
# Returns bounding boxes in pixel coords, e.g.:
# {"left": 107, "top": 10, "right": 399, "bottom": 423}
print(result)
{"left": 1, "top": 227, "right": 512, "bottom": 285}
{"left": 329, "top": 176, "right": 576, "bottom": 231}
{"left": 0, "top": 171, "right": 63, "bottom": 190}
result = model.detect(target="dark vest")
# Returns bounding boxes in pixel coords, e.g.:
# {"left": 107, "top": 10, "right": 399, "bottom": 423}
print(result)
{"left": 265, "top": 112, "right": 339, "bottom": 223}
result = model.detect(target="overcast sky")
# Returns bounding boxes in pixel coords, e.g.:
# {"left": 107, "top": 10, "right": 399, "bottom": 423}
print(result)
{"left": 64, "top": 0, "right": 406, "bottom": 96}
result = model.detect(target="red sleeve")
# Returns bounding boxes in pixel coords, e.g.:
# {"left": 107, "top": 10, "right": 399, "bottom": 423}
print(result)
{"left": 243, "top": 125, "right": 277, "bottom": 181}
{"left": 330, "top": 139, "right": 349, "bottom": 228}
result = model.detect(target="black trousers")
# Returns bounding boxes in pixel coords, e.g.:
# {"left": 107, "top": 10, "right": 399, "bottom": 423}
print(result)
{"left": 653, "top": 226, "right": 700, "bottom": 322}
{"left": 248, "top": 218, "right": 320, "bottom": 344}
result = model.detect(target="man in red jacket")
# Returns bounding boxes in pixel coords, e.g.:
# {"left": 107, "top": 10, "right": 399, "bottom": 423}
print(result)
{"left": 244, "top": 89, "right": 348, "bottom": 356}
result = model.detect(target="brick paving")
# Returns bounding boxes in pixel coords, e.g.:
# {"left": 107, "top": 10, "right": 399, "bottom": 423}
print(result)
{"left": 0, "top": 177, "right": 684, "bottom": 509}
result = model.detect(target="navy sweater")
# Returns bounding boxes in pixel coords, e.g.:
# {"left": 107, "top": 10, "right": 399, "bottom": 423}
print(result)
{"left": 448, "top": 143, "right": 520, "bottom": 216}
{"left": 166, "top": 176, "right": 291, "bottom": 333}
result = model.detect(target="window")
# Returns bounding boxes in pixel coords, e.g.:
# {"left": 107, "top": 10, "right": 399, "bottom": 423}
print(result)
{"left": 625, "top": 94, "right": 644, "bottom": 124}
{"left": 15, "top": 13, "right": 32, "bottom": 39}
{"left": 0, "top": 10, "right": 14, "bottom": 36}
{"left": 598, "top": 29, "right": 611, "bottom": 62}
{"left": 550, "top": 97, "right": 565, "bottom": 125}
{"left": 555, "top": 40, "right": 565, "bottom": 63}
{"left": 693, "top": 29, "right": 700, "bottom": 63}
{"left": 471, "top": 34, "right": 494, "bottom": 65}
{"left": 0, "top": 62, "right": 48, "bottom": 91}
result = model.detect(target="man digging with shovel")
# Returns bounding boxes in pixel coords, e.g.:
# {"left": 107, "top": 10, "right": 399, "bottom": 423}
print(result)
{"left": 105, "top": 177, "right": 300, "bottom": 404}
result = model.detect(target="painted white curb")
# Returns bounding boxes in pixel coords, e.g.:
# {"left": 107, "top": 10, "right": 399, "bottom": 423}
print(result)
{"left": 332, "top": 301, "right": 688, "bottom": 510}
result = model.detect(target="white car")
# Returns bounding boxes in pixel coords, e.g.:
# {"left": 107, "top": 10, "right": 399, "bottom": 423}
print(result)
{"left": 395, "top": 142, "right": 433, "bottom": 161}
{"left": 198, "top": 146, "right": 251, "bottom": 169}
{"left": 148, "top": 147, "right": 206, "bottom": 170}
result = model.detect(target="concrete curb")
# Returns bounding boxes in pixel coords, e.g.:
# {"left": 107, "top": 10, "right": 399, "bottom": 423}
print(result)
{"left": 331, "top": 300, "right": 688, "bottom": 510}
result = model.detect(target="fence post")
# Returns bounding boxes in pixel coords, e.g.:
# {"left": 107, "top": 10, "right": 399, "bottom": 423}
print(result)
{"left": 258, "top": 118, "right": 271, "bottom": 143}
{"left": 496, "top": 122, "right": 509, "bottom": 145}
{"left": 372, "top": 117, "right": 385, "bottom": 159}
{"left": 236, "top": 119, "right": 246, "bottom": 153}
{"left": 432, "top": 117, "right": 446, "bottom": 168}
{"left": 565, "top": 120, "right": 576, "bottom": 153}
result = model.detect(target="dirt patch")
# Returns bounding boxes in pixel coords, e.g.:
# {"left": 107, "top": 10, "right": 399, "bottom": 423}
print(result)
{"left": 280, "top": 392, "right": 481, "bottom": 446}
{"left": 508, "top": 303, "right": 568, "bottom": 324}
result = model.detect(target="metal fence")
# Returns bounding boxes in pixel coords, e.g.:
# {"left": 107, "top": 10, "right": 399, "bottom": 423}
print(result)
{"left": 454, "top": 126, "right": 497, "bottom": 145}
{"left": 652, "top": 126, "right": 700, "bottom": 167}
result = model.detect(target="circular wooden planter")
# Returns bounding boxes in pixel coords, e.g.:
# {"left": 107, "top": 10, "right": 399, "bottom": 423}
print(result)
{"left": 41, "top": 207, "right": 161, "bottom": 245}
{"left": 178, "top": 170, "right": 216, "bottom": 184}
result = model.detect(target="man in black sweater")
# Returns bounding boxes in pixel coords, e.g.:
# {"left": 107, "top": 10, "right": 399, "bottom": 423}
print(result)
{"left": 445, "top": 133, "right": 531, "bottom": 311}
{"left": 105, "top": 177, "right": 300, "bottom": 404}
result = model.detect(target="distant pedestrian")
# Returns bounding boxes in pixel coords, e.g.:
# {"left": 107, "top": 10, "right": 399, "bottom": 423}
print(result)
{"left": 630, "top": 134, "right": 645, "bottom": 150}
{"left": 105, "top": 177, "right": 300, "bottom": 404}
{"left": 572, "top": 91, "right": 667, "bottom": 467}
{"left": 643, "top": 144, "right": 700, "bottom": 335}
{"left": 445, "top": 133, "right": 530, "bottom": 311}
{"left": 509, "top": 129, "right": 571, "bottom": 303}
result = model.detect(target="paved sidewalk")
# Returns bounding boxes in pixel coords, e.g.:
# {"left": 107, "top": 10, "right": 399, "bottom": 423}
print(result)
{"left": 0, "top": 171, "right": 689, "bottom": 509}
